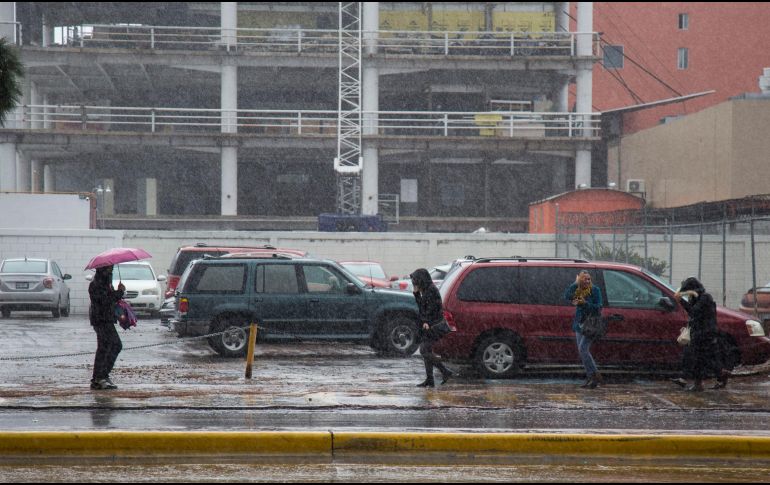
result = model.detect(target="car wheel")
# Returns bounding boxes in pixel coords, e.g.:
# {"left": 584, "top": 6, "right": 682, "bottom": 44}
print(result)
{"left": 474, "top": 333, "right": 525, "bottom": 379}
{"left": 52, "top": 298, "right": 61, "bottom": 318}
{"left": 208, "top": 317, "right": 249, "bottom": 358}
{"left": 61, "top": 299, "right": 70, "bottom": 317}
{"left": 380, "top": 316, "right": 419, "bottom": 357}
{"left": 1, "top": 308, "right": 10, "bottom": 318}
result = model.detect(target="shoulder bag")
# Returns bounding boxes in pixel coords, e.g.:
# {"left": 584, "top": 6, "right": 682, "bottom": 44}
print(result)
{"left": 677, "top": 326, "right": 691, "bottom": 346}
{"left": 579, "top": 314, "right": 607, "bottom": 340}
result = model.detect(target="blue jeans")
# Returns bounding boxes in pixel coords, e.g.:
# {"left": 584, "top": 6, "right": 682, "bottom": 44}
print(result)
{"left": 575, "top": 331, "right": 598, "bottom": 377}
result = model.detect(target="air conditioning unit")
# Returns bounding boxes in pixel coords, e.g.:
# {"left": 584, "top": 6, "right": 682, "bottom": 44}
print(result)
{"left": 626, "top": 179, "right": 646, "bottom": 193}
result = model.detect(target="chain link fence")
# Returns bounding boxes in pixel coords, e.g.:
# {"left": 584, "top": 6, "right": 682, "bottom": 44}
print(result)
{"left": 556, "top": 206, "right": 770, "bottom": 324}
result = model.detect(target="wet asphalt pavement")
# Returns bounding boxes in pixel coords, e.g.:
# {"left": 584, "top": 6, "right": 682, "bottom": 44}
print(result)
{"left": 1, "top": 314, "right": 769, "bottom": 434}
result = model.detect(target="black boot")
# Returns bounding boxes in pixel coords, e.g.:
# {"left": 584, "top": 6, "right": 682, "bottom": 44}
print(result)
{"left": 439, "top": 366, "right": 454, "bottom": 385}
{"left": 417, "top": 378, "right": 435, "bottom": 388}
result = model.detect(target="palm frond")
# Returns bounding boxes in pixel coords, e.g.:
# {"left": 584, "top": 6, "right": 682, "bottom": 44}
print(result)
{"left": 0, "top": 38, "right": 24, "bottom": 126}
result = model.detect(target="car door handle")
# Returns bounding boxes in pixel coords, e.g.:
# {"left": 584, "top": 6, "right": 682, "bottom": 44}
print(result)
{"left": 607, "top": 314, "right": 625, "bottom": 321}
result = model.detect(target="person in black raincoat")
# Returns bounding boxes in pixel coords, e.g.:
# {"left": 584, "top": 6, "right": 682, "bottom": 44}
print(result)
{"left": 411, "top": 268, "right": 453, "bottom": 388}
{"left": 672, "top": 277, "right": 729, "bottom": 392}
{"left": 89, "top": 265, "right": 125, "bottom": 390}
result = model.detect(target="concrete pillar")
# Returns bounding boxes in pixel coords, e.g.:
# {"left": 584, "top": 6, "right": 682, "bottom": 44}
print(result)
{"left": 42, "top": 95, "right": 52, "bottom": 129}
{"left": 137, "top": 178, "right": 158, "bottom": 216}
{"left": 221, "top": 64, "right": 237, "bottom": 134}
{"left": 558, "top": 81, "right": 570, "bottom": 112}
{"left": 31, "top": 159, "right": 41, "bottom": 192}
{"left": 102, "top": 178, "right": 114, "bottom": 215}
{"left": 575, "top": 2, "right": 593, "bottom": 188}
{"left": 43, "top": 164, "right": 53, "bottom": 193}
{"left": 15, "top": 152, "right": 29, "bottom": 191}
{"left": 361, "top": 2, "right": 379, "bottom": 216}
{"left": 0, "top": 3, "right": 16, "bottom": 43}
{"left": 221, "top": 2, "right": 237, "bottom": 49}
{"left": 221, "top": 146, "right": 237, "bottom": 215}
{"left": 0, "top": 143, "right": 17, "bottom": 191}
{"left": 30, "top": 82, "right": 42, "bottom": 130}
{"left": 42, "top": 14, "right": 54, "bottom": 47}
{"left": 556, "top": 3, "right": 570, "bottom": 33}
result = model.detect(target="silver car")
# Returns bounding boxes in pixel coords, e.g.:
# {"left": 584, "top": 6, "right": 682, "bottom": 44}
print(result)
{"left": 0, "top": 258, "right": 72, "bottom": 318}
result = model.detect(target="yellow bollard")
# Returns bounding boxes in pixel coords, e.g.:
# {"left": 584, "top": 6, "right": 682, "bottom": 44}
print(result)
{"left": 245, "top": 323, "right": 258, "bottom": 379}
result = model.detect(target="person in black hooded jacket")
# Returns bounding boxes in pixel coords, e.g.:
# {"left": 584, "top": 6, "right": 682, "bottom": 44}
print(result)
{"left": 673, "top": 277, "right": 729, "bottom": 392}
{"left": 410, "top": 268, "right": 453, "bottom": 388}
{"left": 89, "top": 265, "right": 125, "bottom": 390}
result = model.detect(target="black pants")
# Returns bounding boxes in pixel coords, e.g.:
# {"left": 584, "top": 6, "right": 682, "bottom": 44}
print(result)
{"left": 419, "top": 329, "right": 450, "bottom": 381}
{"left": 92, "top": 323, "right": 122, "bottom": 381}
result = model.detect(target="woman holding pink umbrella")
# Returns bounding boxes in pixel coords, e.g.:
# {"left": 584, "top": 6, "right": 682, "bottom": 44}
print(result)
{"left": 89, "top": 265, "right": 125, "bottom": 390}
{"left": 85, "top": 248, "right": 150, "bottom": 391}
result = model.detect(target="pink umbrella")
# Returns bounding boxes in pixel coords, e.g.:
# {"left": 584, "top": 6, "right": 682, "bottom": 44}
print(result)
{"left": 84, "top": 247, "right": 152, "bottom": 271}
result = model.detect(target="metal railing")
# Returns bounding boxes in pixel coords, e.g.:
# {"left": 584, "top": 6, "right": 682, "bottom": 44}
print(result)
{"left": 58, "top": 25, "right": 600, "bottom": 57}
{"left": 7, "top": 105, "right": 602, "bottom": 139}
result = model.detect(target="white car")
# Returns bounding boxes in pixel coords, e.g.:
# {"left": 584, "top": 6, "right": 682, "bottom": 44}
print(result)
{"left": 87, "top": 262, "right": 166, "bottom": 317}
{"left": 390, "top": 256, "right": 476, "bottom": 291}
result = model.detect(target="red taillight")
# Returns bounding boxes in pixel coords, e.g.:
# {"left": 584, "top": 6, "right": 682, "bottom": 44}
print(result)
{"left": 43, "top": 278, "right": 54, "bottom": 289}
{"left": 399, "top": 281, "right": 408, "bottom": 290}
{"left": 443, "top": 310, "right": 457, "bottom": 331}
{"left": 178, "top": 298, "right": 189, "bottom": 314}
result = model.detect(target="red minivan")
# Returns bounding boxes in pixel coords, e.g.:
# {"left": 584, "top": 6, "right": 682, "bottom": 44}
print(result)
{"left": 435, "top": 258, "right": 770, "bottom": 379}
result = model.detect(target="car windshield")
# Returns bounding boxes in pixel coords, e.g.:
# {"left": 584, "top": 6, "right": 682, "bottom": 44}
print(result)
{"left": 641, "top": 267, "right": 676, "bottom": 293}
{"left": 114, "top": 264, "right": 155, "bottom": 281}
{"left": 342, "top": 263, "right": 386, "bottom": 279}
{"left": 1, "top": 261, "right": 47, "bottom": 273}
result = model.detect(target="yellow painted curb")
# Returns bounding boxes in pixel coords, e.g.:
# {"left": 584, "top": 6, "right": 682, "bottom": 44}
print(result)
{"left": 333, "top": 432, "right": 770, "bottom": 459}
{"left": 0, "top": 431, "right": 331, "bottom": 457}
{"left": 2, "top": 431, "right": 770, "bottom": 459}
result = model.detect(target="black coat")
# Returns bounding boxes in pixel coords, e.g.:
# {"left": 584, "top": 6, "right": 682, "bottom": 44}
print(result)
{"left": 680, "top": 291, "right": 717, "bottom": 344}
{"left": 89, "top": 277, "right": 124, "bottom": 327}
{"left": 413, "top": 285, "right": 444, "bottom": 326}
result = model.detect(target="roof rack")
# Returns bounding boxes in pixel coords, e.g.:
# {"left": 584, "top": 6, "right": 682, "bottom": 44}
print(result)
{"left": 194, "top": 243, "right": 277, "bottom": 250}
{"left": 475, "top": 257, "right": 589, "bottom": 264}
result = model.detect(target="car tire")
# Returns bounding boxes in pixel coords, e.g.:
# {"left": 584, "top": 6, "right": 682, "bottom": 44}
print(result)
{"left": 474, "top": 333, "right": 525, "bottom": 379}
{"left": 52, "top": 298, "right": 61, "bottom": 318}
{"left": 379, "top": 316, "right": 420, "bottom": 357}
{"left": 208, "top": 317, "right": 250, "bottom": 358}
{"left": 61, "top": 299, "right": 70, "bottom": 317}
{"left": 1, "top": 308, "right": 10, "bottom": 318}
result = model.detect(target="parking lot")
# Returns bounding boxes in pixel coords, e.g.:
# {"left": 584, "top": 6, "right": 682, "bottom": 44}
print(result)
{"left": 0, "top": 313, "right": 769, "bottom": 433}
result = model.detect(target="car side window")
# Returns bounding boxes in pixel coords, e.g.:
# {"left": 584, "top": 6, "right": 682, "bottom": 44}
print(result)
{"left": 302, "top": 265, "right": 346, "bottom": 294}
{"left": 187, "top": 264, "right": 247, "bottom": 294}
{"left": 603, "top": 270, "right": 665, "bottom": 309}
{"left": 519, "top": 267, "right": 595, "bottom": 306}
{"left": 457, "top": 267, "right": 517, "bottom": 303}
{"left": 256, "top": 264, "right": 300, "bottom": 294}
{"left": 52, "top": 262, "right": 62, "bottom": 278}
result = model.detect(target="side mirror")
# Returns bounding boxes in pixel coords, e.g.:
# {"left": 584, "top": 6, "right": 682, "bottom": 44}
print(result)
{"left": 346, "top": 283, "right": 362, "bottom": 295}
{"left": 659, "top": 296, "right": 676, "bottom": 311}
{"left": 63, "top": 274, "right": 72, "bottom": 280}
{"left": 157, "top": 275, "right": 167, "bottom": 282}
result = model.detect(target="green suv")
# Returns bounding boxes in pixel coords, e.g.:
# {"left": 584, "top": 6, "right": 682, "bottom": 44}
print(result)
{"left": 172, "top": 254, "right": 421, "bottom": 357}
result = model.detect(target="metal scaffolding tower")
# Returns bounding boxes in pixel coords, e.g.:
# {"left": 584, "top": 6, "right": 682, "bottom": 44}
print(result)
{"left": 334, "top": 2, "right": 363, "bottom": 214}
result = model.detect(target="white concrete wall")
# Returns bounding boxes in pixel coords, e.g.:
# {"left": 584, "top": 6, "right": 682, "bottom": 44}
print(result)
{"left": 1, "top": 229, "right": 768, "bottom": 316}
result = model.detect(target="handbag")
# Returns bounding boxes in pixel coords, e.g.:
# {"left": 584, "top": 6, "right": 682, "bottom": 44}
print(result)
{"left": 677, "top": 326, "right": 691, "bottom": 346}
{"left": 428, "top": 319, "right": 453, "bottom": 339}
{"left": 579, "top": 314, "right": 607, "bottom": 340}
{"left": 115, "top": 299, "right": 138, "bottom": 330}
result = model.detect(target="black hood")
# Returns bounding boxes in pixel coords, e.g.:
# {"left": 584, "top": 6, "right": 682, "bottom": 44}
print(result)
{"left": 409, "top": 268, "right": 433, "bottom": 291}
{"left": 680, "top": 277, "right": 705, "bottom": 295}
